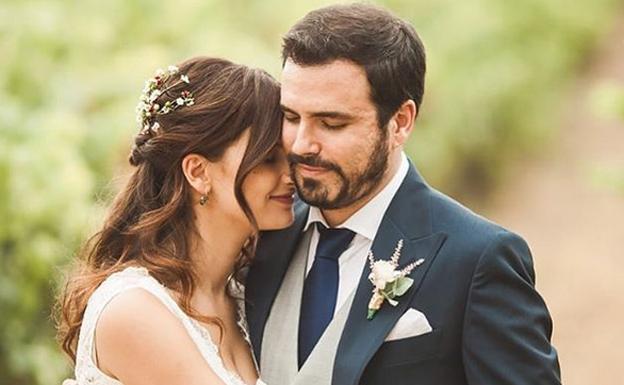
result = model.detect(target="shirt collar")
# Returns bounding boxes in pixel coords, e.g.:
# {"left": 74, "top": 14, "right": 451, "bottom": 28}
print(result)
{"left": 304, "top": 152, "right": 409, "bottom": 240}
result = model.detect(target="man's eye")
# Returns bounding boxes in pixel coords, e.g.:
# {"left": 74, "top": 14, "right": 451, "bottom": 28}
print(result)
{"left": 284, "top": 115, "right": 299, "bottom": 123}
{"left": 321, "top": 121, "right": 347, "bottom": 129}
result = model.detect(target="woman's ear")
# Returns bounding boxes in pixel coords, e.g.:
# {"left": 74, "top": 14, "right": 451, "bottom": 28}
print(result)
{"left": 181, "top": 153, "right": 211, "bottom": 196}
{"left": 388, "top": 99, "right": 417, "bottom": 149}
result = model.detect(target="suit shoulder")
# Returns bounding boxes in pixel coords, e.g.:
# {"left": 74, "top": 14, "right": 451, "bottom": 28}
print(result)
{"left": 426, "top": 188, "right": 529, "bottom": 262}
{"left": 428, "top": 189, "right": 507, "bottom": 237}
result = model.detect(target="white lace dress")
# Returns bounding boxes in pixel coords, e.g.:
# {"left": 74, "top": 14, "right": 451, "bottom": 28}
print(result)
{"left": 67, "top": 266, "right": 266, "bottom": 385}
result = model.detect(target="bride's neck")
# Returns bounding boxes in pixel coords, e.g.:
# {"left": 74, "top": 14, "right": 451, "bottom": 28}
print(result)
{"left": 189, "top": 214, "right": 251, "bottom": 298}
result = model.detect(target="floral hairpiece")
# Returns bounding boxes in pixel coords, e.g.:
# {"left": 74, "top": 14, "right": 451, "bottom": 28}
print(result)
{"left": 135, "top": 65, "right": 195, "bottom": 134}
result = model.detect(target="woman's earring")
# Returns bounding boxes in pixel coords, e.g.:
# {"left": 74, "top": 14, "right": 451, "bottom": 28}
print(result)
{"left": 199, "top": 194, "right": 208, "bottom": 206}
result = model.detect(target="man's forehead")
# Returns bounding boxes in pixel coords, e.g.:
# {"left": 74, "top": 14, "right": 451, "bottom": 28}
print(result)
{"left": 281, "top": 58, "right": 367, "bottom": 85}
{"left": 280, "top": 59, "right": 374, "bottom": 114}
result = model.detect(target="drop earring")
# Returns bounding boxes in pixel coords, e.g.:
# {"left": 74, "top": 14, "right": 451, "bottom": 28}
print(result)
{"left": 199, "top": 194, "right": 208, "bottom": 206}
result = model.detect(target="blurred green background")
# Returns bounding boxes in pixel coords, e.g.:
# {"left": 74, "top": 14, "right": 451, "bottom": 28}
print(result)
{"left": 1, "top": 0, "right": 623, "bottom": 384}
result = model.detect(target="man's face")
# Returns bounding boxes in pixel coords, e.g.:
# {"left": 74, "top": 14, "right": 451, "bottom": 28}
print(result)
{"left": 281, "top": 59, "right": 389, "bottom": 210}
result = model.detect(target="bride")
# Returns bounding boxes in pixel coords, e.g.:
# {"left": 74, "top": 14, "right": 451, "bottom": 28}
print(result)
{"left": 56, "top": 57, "right": 295, "bottom": 385}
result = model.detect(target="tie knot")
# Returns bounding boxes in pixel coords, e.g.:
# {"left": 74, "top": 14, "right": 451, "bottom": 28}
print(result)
{"left": 315, "top": 223, "right": 355, "bottom": 261}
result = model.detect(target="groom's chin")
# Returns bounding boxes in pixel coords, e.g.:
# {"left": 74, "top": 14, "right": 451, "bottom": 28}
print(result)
{"left": 297, "top": 189, "right": 348, "bottom": 210}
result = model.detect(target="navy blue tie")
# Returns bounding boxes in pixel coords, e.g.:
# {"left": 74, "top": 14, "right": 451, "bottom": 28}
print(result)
{"left": 298, "top": 223, "right": 355, "bottom": 368}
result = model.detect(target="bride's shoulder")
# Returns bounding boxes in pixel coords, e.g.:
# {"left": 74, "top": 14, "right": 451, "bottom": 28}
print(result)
{"left": 95, "top": 282, "right": 183, "bottom": 355}
{"left": 85, "top": 265, "right": 191, "bottom": 357}
{"left": 91, "top": 266, "right": 181, "bottom": 349}
{"left": 91, "top": 268, "right": 216, "bottom": 383}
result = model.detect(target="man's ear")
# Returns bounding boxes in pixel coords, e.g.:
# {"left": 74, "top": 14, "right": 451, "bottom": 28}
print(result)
{"left": 181, "top": 153, "right": 212, "bottom": 196}
{"left": 388, "top": 99, "right": 417, "bottom": 149}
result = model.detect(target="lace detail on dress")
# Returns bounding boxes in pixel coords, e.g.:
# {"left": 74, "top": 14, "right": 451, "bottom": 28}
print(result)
{"left": 229, "top": 279, "right": 253, "bottom": 348}
{"left": 68, "top": 266, "right": 265, "bottom": 385}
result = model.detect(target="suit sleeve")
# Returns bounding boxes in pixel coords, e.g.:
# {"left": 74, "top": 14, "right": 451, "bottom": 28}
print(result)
{"left": 462, "top": 231, "right": 561, "bottom": 385}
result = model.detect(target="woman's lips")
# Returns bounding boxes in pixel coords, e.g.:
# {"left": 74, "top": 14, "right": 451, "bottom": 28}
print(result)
{"left": 270, "top": 193, "right": 295, "bottom": 205}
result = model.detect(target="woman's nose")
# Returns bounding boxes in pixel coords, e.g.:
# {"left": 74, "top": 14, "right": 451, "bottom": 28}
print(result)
{"left": 275, "top": 150, "right": 294, "bottom": 185}
{"left": 281, "top": 169, "right": 294, "bottom": 185}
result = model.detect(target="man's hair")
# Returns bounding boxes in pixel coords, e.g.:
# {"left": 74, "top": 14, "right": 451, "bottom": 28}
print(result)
{"left": 282, "top": 3, "right": 426, "bottom": 127}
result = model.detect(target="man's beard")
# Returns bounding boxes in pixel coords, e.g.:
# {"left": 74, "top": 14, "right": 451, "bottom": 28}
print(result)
{"left": 288, "top": 131, "right": 389, "bottom": 210}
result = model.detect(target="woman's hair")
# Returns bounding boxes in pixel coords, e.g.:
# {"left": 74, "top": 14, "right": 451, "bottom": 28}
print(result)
{"left": 55, "top": 57, "right": 282, "bottom": 361}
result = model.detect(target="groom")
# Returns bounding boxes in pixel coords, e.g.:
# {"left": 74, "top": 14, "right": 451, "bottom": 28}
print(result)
{"left": 246, "top": 4, "right": 561, "bottom": 385}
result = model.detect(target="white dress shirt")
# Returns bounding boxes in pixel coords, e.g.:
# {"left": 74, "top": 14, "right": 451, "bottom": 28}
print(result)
{"left": 303, "top": 152, "right": 409, "bottom": 314}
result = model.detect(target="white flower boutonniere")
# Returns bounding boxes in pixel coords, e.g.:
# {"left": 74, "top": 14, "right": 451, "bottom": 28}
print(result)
{"left": 367, "top": 240, "right": 425, "bottom": 320}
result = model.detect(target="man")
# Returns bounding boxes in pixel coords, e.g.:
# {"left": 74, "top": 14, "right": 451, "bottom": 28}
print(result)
{"left": 245, "top": 3, "right": 561, "bottom": 385}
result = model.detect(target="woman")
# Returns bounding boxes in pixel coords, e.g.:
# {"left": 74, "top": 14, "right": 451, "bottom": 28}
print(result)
{"left": 56, "top": 57, "right": 295, "bottom": 385}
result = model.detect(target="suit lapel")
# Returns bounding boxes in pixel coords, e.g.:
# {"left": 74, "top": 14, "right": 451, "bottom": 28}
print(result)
{"left": 246, "top": 202, "right": 309, "bottom": 362}
{"left": 332, "top": 164, "right": 448, "bottom": 385}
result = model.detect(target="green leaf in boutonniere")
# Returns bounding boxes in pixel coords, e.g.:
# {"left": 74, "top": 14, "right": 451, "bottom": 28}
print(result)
{"left": 391, "top": 276, "right": 414, "bottom": 297}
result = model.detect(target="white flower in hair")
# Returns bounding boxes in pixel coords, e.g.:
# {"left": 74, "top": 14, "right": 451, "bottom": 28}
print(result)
{"left": 135, "top": 63, "right": 195, "bottom": 134}
{"left": 149, "top": 89, "right": 162, "bottom": 102}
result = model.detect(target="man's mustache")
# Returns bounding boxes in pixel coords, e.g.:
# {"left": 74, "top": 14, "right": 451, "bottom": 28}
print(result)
{"left": 287, "top": 153, "right": 340, "bottom": 172}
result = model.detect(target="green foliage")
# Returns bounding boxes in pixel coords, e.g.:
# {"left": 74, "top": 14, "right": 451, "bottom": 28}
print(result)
{"left": 403, "top": 0, "right": 620, "bottom": 198}
{"left": 0, "top": 0, "right": 619, "bottom": 383}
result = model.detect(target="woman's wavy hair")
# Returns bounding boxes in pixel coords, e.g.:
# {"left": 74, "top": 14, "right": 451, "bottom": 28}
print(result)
{"left": 55, "top": 56, "right": 282, "bottom": 362}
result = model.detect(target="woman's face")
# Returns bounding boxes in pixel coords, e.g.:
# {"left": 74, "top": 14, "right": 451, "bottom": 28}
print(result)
{"left": 242, "top": 144, "right": 296, "bottom": 230}
{"left": 209, "top": 129, "right": 295, "bottom": 232}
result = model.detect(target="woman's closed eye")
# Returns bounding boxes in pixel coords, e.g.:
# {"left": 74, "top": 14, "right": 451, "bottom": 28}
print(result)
{"left": 263, "top": 147, "right": 284, "bottom": 164}
{"left": 264, "top": 153, "right": 277, "bottom": 164}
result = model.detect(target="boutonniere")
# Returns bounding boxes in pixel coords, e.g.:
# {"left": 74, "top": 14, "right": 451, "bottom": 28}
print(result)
{"left": 367, "top": 240, "right": 425, "bottom": 320}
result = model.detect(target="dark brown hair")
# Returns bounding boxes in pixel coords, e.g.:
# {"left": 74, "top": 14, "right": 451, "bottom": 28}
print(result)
{"left": 56, "top": 56, "right": 282, "bottom": 361}
{"left": 282, "top": 3, "right": 426, "bottom": 127}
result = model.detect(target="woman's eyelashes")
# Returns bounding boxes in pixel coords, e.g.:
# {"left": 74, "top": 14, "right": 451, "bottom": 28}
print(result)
{"left": 263, "top": 148, "right": 282, "bottom": 164}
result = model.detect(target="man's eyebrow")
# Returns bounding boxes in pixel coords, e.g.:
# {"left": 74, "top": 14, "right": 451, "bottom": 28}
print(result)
{"left": 310, "top": 111, "right": 354, "bottom": 119}
{"left": 280, "top": 105, "right": 298, "bottom": 115}
{"left": 280, "top": 105, "right": 354, "bottom": 120}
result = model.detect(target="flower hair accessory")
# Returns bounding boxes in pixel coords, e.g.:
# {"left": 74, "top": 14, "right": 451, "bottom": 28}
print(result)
{"left": 367, "top": 239, "right": 425, "bottom": 320}
{"left": 135, "top": 65, "right": 195, "bottom": 134}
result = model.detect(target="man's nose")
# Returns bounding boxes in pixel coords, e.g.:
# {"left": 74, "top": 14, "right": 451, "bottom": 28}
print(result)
{"left": 290, "top": 122, "right": 321, "bottom": 155}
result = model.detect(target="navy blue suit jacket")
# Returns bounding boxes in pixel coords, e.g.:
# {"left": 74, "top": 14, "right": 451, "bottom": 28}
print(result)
{"left": 246, "top": 163, "right": 561, "bottom": 385}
